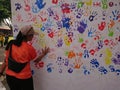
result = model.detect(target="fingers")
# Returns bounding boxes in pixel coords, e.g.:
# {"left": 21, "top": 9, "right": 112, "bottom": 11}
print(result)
{"left": 34, "top": 47, "right": 50, "bottom": 64}
{"left": 41, "top": 47, "right": 50, "bottom": 55}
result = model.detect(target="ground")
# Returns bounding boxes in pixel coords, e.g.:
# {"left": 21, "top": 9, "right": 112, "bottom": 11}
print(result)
{"left": 0, "top": 47, "right": 10, "bottom": 90}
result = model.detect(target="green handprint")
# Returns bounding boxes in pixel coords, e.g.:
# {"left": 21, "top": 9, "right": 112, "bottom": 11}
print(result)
{"left": 102, "top": 0, "right": 108, "bottom": 9}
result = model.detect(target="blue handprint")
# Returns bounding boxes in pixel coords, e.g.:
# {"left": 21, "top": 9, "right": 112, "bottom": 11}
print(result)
{"left": 47, "top": 63, "right": 54, "bottom": 73}
{"left": 47, "top": 8, "right": 54, "bottom": 16}
{"left": 97, "top": 40, "right": 103, "bottom": 50}
{"left": 88, "top": 27, "right": 96, "bottom": 37}
{"left": 62, "top": 17, "right": 71, "bottom": 30}
{"left": 109, "top": 65, "right": 115, "bottom": 72}
{"left": 83, "top": 49, "right": 89, "bottom": 58}
{"left": 35, "top": 0, "right": 46, "bottom": 9}
{"left": 90, "top": 59, "right": 99, "bottom": 68}
{"left": 115, "top": 69, "right": 120, "bottom": 76}
{"left": 15, "top": 3, "right": 22, "bottom": 11}
{"left": 68, "top": 64, "right": 74, "bottom": 73}
{"left": 110, "top": 10, "right": 119, "bottom": 20}
{"left": 82, "top": 66, "right": 90, "bottom": 75}
{"left": 98, "top": 66, "right": 108, "bottom": 75}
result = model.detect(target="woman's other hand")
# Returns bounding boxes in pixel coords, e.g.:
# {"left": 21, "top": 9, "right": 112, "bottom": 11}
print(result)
{"left": 34, "top": 47, "right": 50, "bottom": 63}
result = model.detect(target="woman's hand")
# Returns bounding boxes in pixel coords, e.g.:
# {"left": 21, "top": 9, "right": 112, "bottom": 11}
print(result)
{"left": 34, "top": 47, "right": 50, "bottom": 63}
{"left": 41, "top": 47, "right": 50, "bottom": 56}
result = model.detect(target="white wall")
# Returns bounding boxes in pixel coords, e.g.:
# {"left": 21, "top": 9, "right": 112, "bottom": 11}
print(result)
{"left": 11, "top": 0, "right": 120, "bottom": 90}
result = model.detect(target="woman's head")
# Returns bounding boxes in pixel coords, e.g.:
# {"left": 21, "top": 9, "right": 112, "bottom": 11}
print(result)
{"left": 19, "top": 25, "right": 34, "bottom": 41}
{"left": 20, "top": 25, "right": 36, "bottom": 36}
{"left": 20, "top": 25, "right": 38, "bottom": 41}
{"left": 15, "top": 25, "right": 38, "bottom": 46}
{"left": 5, "top": 25, "right": 38, "bottom": 49}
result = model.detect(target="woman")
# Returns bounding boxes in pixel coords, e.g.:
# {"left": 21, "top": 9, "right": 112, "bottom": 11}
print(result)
{"left": 4, "top": 34, "right": 9, "bottom": 46}
{"left": 0, "top": 25, "right": 49, "bottom": 90}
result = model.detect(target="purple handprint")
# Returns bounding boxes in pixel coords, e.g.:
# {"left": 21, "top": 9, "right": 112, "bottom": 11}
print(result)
{"left": 57, "top": 38, "right": 63, "bottom": 47}
{"left": 77, "top": 20, "right": 87, "bottom": 34}
{"left": 112, "top": 52, "right": 120, "bottom": 65}
{"left": 75, "top": 9, "right": 83, "bottom": 19}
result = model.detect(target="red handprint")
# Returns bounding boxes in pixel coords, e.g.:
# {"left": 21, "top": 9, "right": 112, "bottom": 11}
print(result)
{"left": 98, "top": 21, "right": 106, "bottom": 31}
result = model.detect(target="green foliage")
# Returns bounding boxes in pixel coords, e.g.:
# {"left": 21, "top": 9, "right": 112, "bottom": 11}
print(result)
{"left": 0, "top": 0, "right": 12, "bottom": 32}
{"left": 0, "top": 0, "right": 11, "bottom": 23}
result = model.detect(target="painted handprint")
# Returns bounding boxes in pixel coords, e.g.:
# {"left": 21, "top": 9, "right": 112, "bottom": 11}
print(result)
{"left": 97, "top": 40, "right": 103, "bottom": 50}
{"left": 47, "top": 63, "right": 54, "bottom": 73}
{"left": 89, "top": 11, "right": 98, "bottom": 22}
{"left": 98, "top": 21, "right": 106, "bottom": 31}
{"left": 56, "top": 56, "right": 64, "bottom": 73}
{"left": 90, "top": 58, "right": 99, "bottom": 68}
{"left": 112, "top": 52, "right": 120, "bottom": 65}
{"left": 56, "top": 21, "right": 63, "bottom": 29}
{"left": 75, "top": 9, "right": 83, "bottom": 19}
{"left": 109, "top": 65, "right": 115, "bottom": 72}
{"left": 24, "top": 0, "right": 30, "bottom": 11}
{"left": 77, "top": 20, "right": 87, "bottom": 34}
{"left": 74, "top": 59, "right": 83, "bottom": 69}
{"left": 35, "top": 0, "right": 46, "bottom": 9}
{"left": 104, "top": 48, "right": 112, "bottom": 65}
{"left": 85, "top": 0, "right": 92, "bottom": 6}
{"left": 13, "top": 25, "right": 19, "bottom": 32}
{"left": 57, "top": 38, "right": 63, "bottom": 47}
{"left": 108, "top": 28, "right": 114, "bottom": 37}
{"left": 115, "top": 69, "right": 120, "bottom": 76}
{"left": 15, "top": 3, "right": 22, "bottom": 11}
{"left": 56, "top": 56, "right": 64, "bottom": 66}
{"left": 61, "top": 3, "right": 71, "bottom": 14}
{"left": 68, "top": 64, "right": 74, "bottom": 73}
{"left": 52, "top": 0, "right": 58, "bottom": 4}
{"left": 83, "top": 49, "right": 89, "bottom": 58}
{"left": 110, "top": 10, "right": 119, "bottom": 20}
{"left": 98, "top": 66, "right": 108, "bottom": 75}
{"left": 32, "top": 0, "right": 46, "bottom": 13}
{"left": 70, "top": 2, "right": 76, "bottom": 9}
{"left": 88, "top": 27, "right": 96, "bottom": 37}
{"left": 47, "top": 8, "right": 54, "bottom": 16}
{"left": 101, "top": 0, "right": 108, "bottom": 9}
{"left": 89, "top": 49, "right": 96, "bottom": 55}
{"left": 62, "top": 17, "right": 71, "bottom": 30}
{"left": 82, "top": 66, "right": 90, "bottom": 75}
{"left": 35, "top": 61, "right": 44, "bottom": 69}
{"left": 64, "top": 58, "right": 69, "bottom": 66}
{"left": 77, "top": 1, "right": 84, "bottom": 8}
{"left": 64, "top": 35, "right": 72, "bottom": 46}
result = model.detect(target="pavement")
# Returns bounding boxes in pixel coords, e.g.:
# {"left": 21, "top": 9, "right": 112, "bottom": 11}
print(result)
{"left": 0, "top": 47, "right": 5, "bottom": 63}
{"left": 0, "top": 47, "right": 10, "bottom": 90}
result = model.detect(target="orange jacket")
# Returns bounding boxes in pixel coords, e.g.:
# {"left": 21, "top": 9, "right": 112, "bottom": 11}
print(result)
{"left": 5, "top": 41, "right": 37, "bottom": 79}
